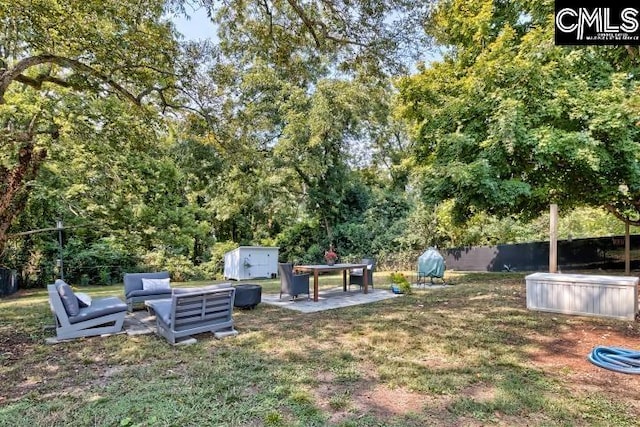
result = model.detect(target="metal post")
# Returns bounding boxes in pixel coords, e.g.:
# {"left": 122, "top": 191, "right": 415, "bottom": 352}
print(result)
{"left": 549, "top": 204, "right": 558, "bottom": 273}
{"left": 625, "top": 222, "right": 630, "bottom": 275}
{"left": 56, "top": 219, "right": 64, "bottom": 280}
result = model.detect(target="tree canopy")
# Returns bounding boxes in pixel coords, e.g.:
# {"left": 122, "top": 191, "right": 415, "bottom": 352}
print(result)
{"left": 3, "top": 0, "right": 640, "bottom": 286}
{"left": 0, "top": 0, "right": 183, "bottom": 254}
{"left": 396, "top": 0, "right": 640, "bottom": 225}
{"left": 1, "top": 0, "right": 436, "bottom": 284}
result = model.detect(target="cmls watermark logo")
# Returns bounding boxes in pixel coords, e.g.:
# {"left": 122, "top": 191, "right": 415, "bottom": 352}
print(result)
{"left": 555, "top": 1, "right": 640, "bottom": 45}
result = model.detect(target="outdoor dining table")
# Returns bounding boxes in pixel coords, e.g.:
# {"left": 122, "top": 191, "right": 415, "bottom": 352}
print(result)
{"left": 293, "top": 263, "right": 369, "bottom": 302}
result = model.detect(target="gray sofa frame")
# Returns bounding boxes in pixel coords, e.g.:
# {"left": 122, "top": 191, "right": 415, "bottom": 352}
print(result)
{"left": 146, "top": 286, "right": 236, "bottom": 345}
{"left": 47, "top": 284, "right": 127, "bottom": 340}
{"left": 123, "top": 271, "right": 172, "bottom": 312}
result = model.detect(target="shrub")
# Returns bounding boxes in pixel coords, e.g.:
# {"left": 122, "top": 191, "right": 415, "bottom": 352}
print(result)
{"left": 140, "top": 251, "right": 204, "bottom": 282}
{"left": 390, "top": 271, "right": 412, "bottom": 294}
{"left": 275, "top": 219, "right": 322, "bottom": 262}
{"left": 63, "top": 237, "right": 138, "bottom": 286}
{"left": 199, "top": 241, "right": 238, "bottom": 279}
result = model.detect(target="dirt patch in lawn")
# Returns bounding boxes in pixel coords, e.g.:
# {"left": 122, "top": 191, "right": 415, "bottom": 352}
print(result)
{"left": 527, "top": 323, "right": 640, "bottom": 400}
{"left": 312, "top": 322, "right": 640, "bottom": 423}
{"left": 352, "top": 382, "right": 427, "bottom": 417}
{"left": 0, "top": 330, "right": 33, "bottom": 362}
{"left": 313, "top": 368, "right": 428, "bottom": 424}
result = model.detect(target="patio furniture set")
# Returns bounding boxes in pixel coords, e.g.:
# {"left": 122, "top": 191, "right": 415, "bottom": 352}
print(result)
{"left": 48, "top": 273, "right": 237, "bottom": 344}
{"left": 284, "top": 259, "right": 375, "bottom": 301}
{"left": 46, "top": 259, "right": 376, "bottom": 344}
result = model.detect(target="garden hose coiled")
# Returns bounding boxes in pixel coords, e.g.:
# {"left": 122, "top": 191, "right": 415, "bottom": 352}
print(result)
{"left": 587, "top": 346, "right": 640, "bottom": 374}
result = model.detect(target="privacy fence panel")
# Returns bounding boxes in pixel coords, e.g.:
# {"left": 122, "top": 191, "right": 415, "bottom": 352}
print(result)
{"left": 444, "top": 235, "right": 640, "bottom": 272}
{"left": 0, "top": 267, "right": 18, "bottom": 297}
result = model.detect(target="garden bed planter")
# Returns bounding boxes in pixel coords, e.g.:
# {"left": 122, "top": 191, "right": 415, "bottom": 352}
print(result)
{"left": 525, "top": 272, "right": 639, "bottom": 320}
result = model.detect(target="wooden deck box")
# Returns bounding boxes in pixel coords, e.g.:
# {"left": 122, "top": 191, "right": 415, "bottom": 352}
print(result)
{"left": 525, "top": 272, "right": 639, "bottom": 320}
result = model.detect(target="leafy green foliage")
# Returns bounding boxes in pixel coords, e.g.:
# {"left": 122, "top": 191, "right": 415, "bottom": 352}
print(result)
{"left": 210, "top": 0, "right": 432, "bottom": 78}
{"left": 0, "top": 0, "right": 181, "bottom": 254}
{"left": 275, "top": 219, "right": 323, "bottom": 263}
{"left": 390, "top": 271, "right": 411, "bottom": 293}
{"left": 63, "top": 237, "right": 138, "bottom": 286}
{"left": 397, "top": 0, "right": 640, "bottom": 225}
{"left": 5, "top": 0, "right": 640, "bottom": 287}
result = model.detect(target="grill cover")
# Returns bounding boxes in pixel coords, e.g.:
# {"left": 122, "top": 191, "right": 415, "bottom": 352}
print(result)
{"left": 418, "top": 247, "right": 445, "bottom": 278}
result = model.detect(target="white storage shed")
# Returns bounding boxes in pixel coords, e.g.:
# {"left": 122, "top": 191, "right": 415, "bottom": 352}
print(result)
{"left": 223, "top": 246, "right": 279, "bottom": 280}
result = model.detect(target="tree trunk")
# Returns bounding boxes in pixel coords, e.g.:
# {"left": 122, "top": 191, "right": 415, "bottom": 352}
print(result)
{"left": 324, "top": 216, "right": 332, "bottom": 243}
{"left": 0, "top": 139, "right": 47, "bottom": 256}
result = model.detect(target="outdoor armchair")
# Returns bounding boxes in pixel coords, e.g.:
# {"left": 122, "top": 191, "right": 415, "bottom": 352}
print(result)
{"left": 278, "top": 262, "right": 310, "bottom": 300}
{"left": 47, "top": 280, "right": 127, "bottom": 340}
{"left": 348, "top": 258, "right": 376, "bottom": 290}
{"left": 146, "top": 284, "right": 236, "bottom": 345}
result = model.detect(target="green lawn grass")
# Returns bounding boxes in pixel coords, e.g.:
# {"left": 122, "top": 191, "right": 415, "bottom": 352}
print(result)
{"left": 1, "top": 272, "right": 639, "bottom": 426}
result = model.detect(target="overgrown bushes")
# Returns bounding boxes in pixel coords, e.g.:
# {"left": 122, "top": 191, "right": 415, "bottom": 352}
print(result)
{"left": 3, "top": 198, "right": 634, "bottom": 287}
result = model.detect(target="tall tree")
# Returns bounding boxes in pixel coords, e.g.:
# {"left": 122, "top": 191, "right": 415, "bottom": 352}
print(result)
{"left": 2, "top": 0, "right": 435, "bottom": 275}
{"left": 207, "top": 0, "right": 432, "bottom": 78}
{"left": 178, "top": 0, "right": 434, "bottom": 244}
{"left": 397, "top": 0, "right": 640, "bottom": 225}
{"left": 0, "top": 0, "right": 180, "bottom": 254}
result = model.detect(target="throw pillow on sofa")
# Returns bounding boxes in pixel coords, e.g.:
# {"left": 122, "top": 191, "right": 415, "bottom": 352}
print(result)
{"left": 75, "top": 292, "right": 92, "bottom": 308}
{"left": 141, "top": 278, "right": 171, "bottom": 292}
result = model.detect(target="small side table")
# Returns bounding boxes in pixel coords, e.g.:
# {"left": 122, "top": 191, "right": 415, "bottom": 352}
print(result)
{"left": 234, "top": 284, "right": 262, "bottom": 309}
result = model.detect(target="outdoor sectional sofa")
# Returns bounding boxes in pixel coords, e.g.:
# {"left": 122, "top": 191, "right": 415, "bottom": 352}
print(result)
{"left": 146, "top": 284, "right": 237, "bottom": 345}
{"left": 123, "top": 271, "right": 172, "bottom": 311}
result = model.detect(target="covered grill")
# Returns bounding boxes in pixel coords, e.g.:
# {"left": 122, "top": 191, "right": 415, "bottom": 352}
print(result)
{"left": 417, "top": 247, "right": 446, "bottom": 285}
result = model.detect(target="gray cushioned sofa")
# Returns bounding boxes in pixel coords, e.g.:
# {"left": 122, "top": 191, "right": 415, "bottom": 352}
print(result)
{"left": 123, "top": 271, "right": 172, "bottom": 312}
{"left": 146, "top": 284, "right": 236, "bottom": 345}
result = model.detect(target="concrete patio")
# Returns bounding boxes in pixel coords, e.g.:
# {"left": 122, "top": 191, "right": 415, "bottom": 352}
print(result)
{"left": 261, "top": 286, "right": 401, "bottom": 313}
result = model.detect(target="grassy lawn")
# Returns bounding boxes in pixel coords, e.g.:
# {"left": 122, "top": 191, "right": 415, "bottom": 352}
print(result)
{"left": 1, "top": 272, "right": 640, "bottom": 426}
